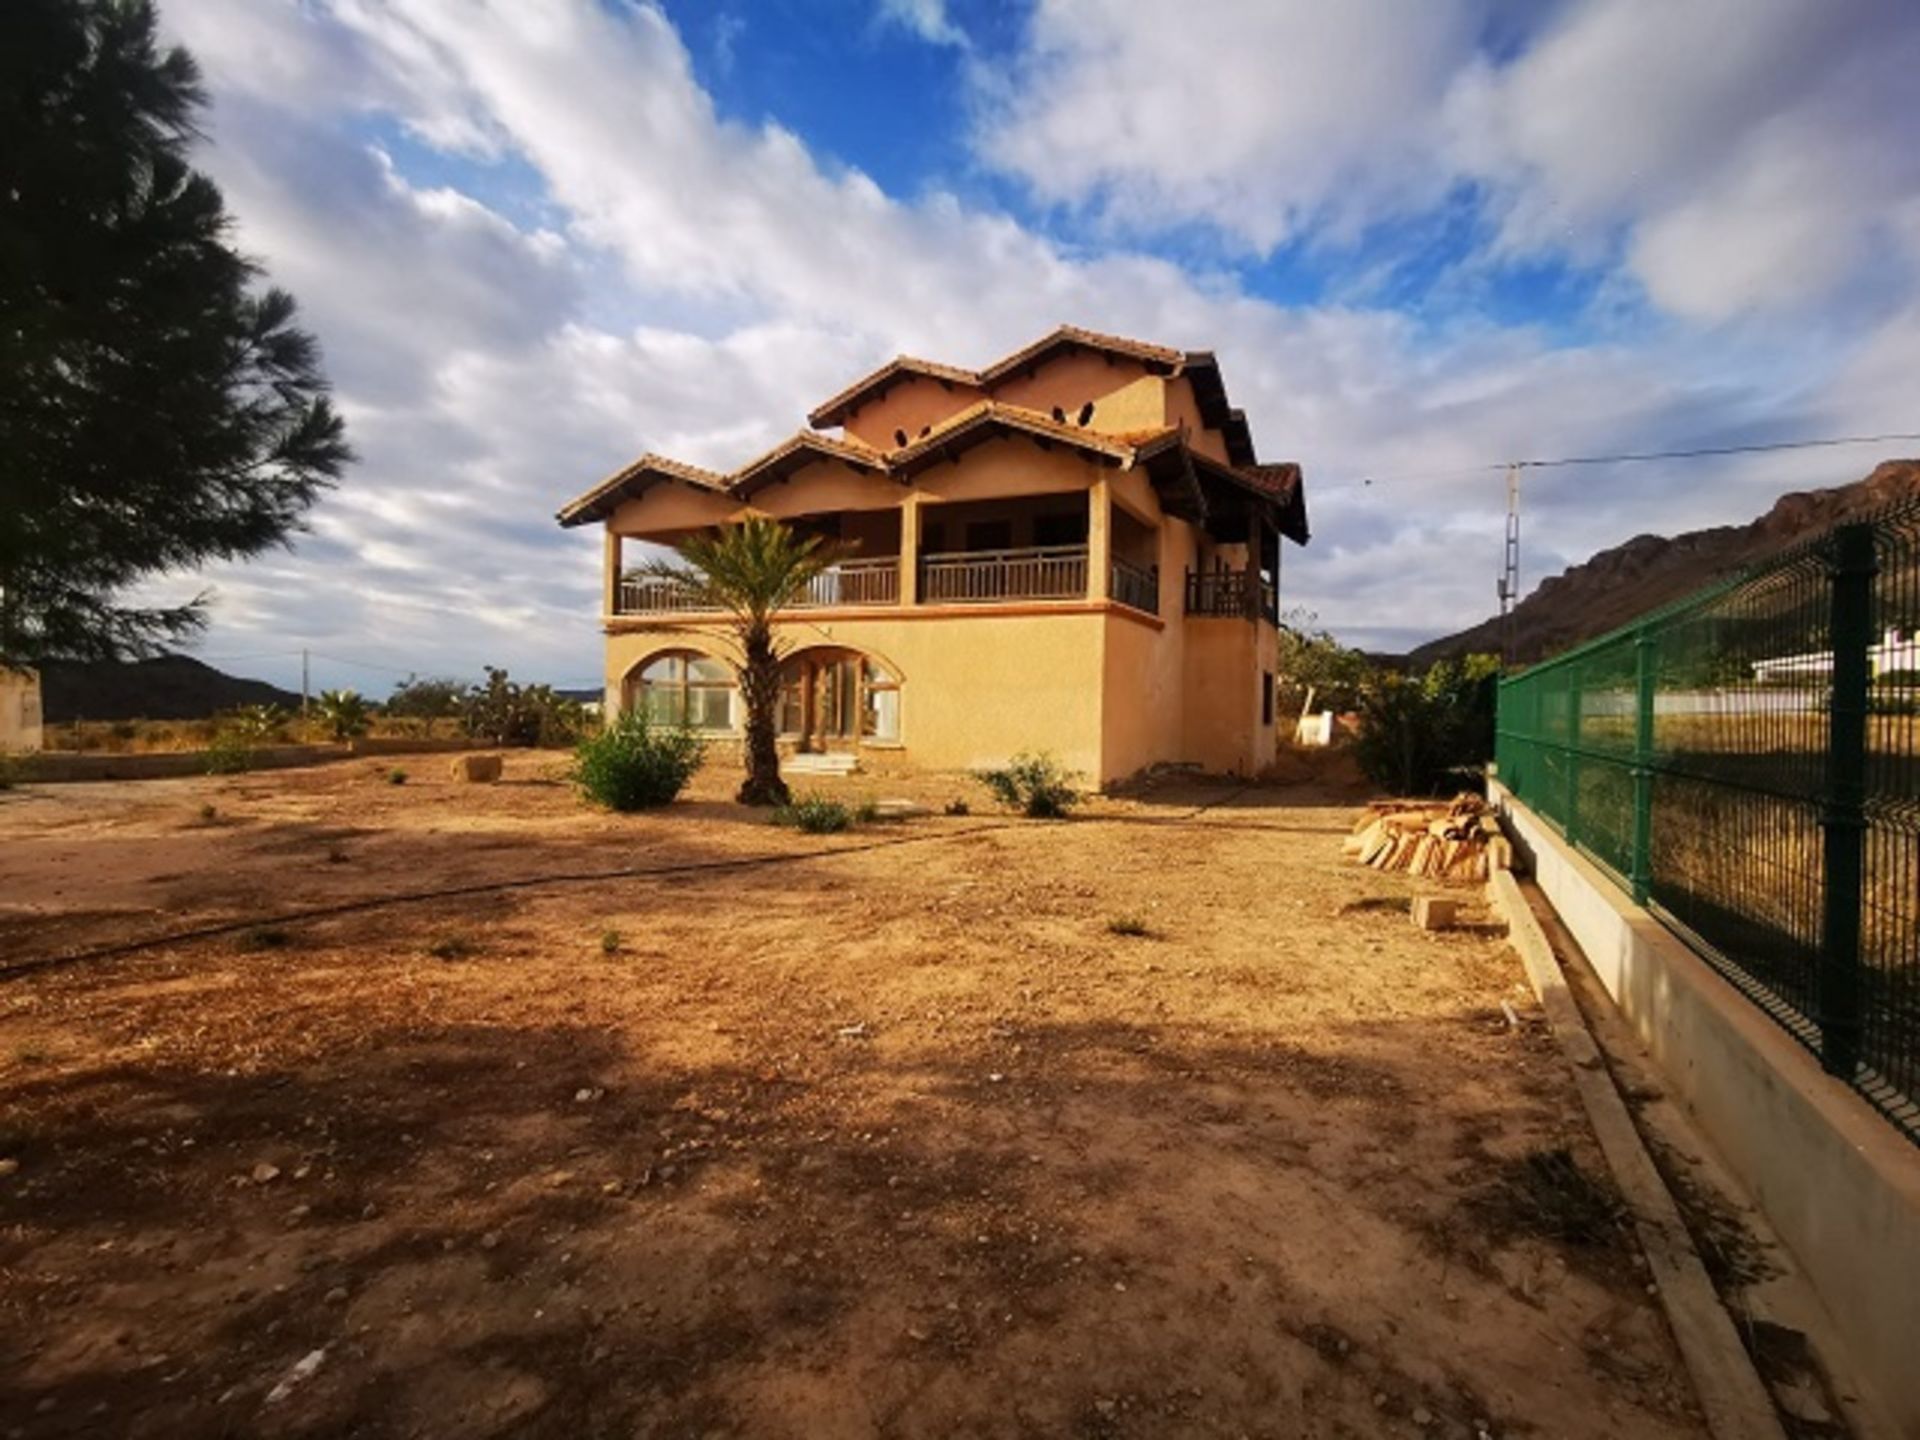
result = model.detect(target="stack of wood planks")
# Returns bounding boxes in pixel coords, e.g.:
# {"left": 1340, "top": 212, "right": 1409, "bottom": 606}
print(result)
{"left": 1343, "top": 794, "right": 1513, "bottom": 881}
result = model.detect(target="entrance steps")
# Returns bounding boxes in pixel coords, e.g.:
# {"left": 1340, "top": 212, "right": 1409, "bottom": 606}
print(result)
{"left": 786, "top": 752, "right": 860, "bottom": 777}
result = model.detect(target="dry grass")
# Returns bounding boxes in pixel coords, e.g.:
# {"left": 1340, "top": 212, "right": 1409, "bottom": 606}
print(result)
{"left": 0, "top": 757, "right": 1706, "bottom": 1438}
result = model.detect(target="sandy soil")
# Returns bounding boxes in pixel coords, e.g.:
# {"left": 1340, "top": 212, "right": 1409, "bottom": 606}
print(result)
{"left": 0, "top": 755, "right": 1706, "bottom": 1439}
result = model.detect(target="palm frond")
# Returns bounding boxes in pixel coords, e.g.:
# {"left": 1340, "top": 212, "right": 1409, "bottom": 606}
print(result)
{"left": 631, "top": 517, "right": 851, "bottom": 624}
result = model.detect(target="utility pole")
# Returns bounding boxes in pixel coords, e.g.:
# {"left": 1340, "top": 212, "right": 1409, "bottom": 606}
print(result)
{"left": 1496, "top": 463, "right": 1522, "bottom": 666}
{"left": 301, "top": 648, "right": 310, "bottom": 719}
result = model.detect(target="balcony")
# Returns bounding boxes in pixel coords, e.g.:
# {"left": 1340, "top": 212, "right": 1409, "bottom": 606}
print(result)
{"left": 1186, "top": 568, "right": 1277, "bottom": 621}
{"left": 615, "top": 547, "right": 1166, "bottom": 616}
{"left": 919, "top": 545, "right": 1088, "bottom": 604}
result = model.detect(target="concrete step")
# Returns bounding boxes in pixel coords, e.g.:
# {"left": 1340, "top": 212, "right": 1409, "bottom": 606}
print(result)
{"left": 786, "top": 752, "right": 860, "bottom": 775}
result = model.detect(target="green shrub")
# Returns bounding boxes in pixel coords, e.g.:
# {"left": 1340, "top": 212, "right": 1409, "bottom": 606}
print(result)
{"left": 1350, "top": 654, "right": 1500, "bottom": 795}
{"left": 944, "top": 797, "right": 970, "bottom": 817}
{"left": 977, "top": 751, "right": 1080, "bottom": 818}
{"left": 0, "top": 754, "right": 17, "bottom": 790}
{"left": 224, "top": 704, "right": 288, "bottom": 743}
{"left": 1107, "top": 914, "right": 1152, "bottom": 937}
{"left": 204, "top": 731, "right": 254, "bottom": 775}
{"left": 571, "top": 710, "right": 703, "bottom": 811}
{"left": 771, "top": 794, "right": 853, "bottom": 833}
{"left": 463, "top": 666, "right": 584, "bottom": 747}
{"left": 317, "top": 688, "right": 372, "bottom": 741}
{"left": 387, "top": 767, "right": 408, "bottom": 785}
{"left": 600, "top": 927, "right": 623, "bottom": 955}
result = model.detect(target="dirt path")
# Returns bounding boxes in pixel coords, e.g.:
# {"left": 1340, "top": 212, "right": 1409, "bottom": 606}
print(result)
{"left": 0, "top": 759, "right": 1706, "bottom": 1438}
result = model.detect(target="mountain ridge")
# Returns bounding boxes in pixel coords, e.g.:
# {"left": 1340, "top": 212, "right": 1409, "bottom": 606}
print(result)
{"left": 1407, "top": 459, "right": 1920, "bottom": 668}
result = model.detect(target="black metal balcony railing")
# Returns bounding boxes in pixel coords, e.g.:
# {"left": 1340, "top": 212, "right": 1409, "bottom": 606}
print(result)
{"left": 1110, "top": 557, "right": 1159, "bottom": 615}
{"left": 1186, "top": 567, "right": 1277, "bottom": 620}
{"left": 919, "top": 545, "right": 1089, "bottom": 604}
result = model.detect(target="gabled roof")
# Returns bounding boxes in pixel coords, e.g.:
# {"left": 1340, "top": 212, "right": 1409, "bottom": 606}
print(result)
{"left": 806, "top": 357, "right": 984, "bottom": 430}
{"left": 729, "top": 432, "right": 891, "bottom": 498}
{"left": 805, "top": 325, "right": 1212, "bottom": 433}
{"left": 555, "top": 453, "right": 729, "bottom": 527}
{"left": 975, "top": 325, "right": 1189, "bottom": 384}
{"left": 888, "top": 401, "right": 1166, "bottom": 478}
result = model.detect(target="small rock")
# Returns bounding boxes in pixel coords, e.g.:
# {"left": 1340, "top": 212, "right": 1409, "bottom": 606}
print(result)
{"left": 1373, "top": 1392, "right": 1388, "bottom": 1409}
{"left": 323, "top": 1287, "right": 348, "bottom": 1305}
{"left": 574, "top": 1088, "right": 600, "bottom": 1104}
{"left": 987, "top": 1073, "right": 1006, "bottom": 1084}
{"left": 251, "top": 1162, "right": 281, "bottom": 1185}
{"left": 906, "top": 1326, "right": 929, "bottom": 1342}
{"left": 1094, "top": 1399, "right": 1117, "bottom": 1417}
{"left": 1413, "top": 1407, "right": 1434, "bottom": 1427}
{"left": 600, "top": 1180, "right": 623, "bottom": 1196}
{"left": 480, "top": 1231, "right": 503, "bottom": 1251}
{"left": 545, "top": 1170, "right": 575, "bottom": 1188}
{"left": 0, "top": 1158, "right": 19, "bottom": 1178}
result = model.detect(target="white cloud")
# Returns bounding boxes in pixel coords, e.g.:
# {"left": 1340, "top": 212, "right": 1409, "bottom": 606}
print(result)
{"left": 878, "top": 0, "right": 967, "bottom": 49}
{"left": 980, "top": 0, "right": 1920, "bottom": 320}
{"left": 139, "top": 0, "right": 1915, "bottom": 687}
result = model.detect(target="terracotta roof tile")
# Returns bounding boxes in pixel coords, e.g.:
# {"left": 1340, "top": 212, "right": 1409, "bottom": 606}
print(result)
{"left": 556, "top": 452, "right": 729, "bottom": 527}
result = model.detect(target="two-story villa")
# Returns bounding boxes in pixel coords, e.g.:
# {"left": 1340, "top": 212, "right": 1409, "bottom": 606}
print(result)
{"left": 556, "top": 326, "right": 1309, "bottom": 785}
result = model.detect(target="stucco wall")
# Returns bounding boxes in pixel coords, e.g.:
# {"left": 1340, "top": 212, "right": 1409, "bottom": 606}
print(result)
{"left": 843, "top": 376, "right": 983, "bottom": 450}
{"left": 606, "top": 608, "right": 1110, "bottom": 778}
{"left": 990, "top": 351, "right": 1152, "bottom": 426}
{"left": 1, "top": 667, "right": 44, "bottom": 754}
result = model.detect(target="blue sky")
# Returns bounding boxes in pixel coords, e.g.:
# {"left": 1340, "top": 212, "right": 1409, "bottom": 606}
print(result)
{"left": 153, "top": 0, "right": 1920, "bottom": 694}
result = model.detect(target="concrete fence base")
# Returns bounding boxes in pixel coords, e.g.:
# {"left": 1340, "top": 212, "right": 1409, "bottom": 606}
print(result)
{"left": 1490, "top": 778, "right": 1920, "bottom": 1435}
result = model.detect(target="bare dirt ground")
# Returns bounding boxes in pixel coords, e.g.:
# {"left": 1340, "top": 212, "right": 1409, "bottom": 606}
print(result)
{"left": 0, "top": 756, "right": 1707, "bottom": 1439}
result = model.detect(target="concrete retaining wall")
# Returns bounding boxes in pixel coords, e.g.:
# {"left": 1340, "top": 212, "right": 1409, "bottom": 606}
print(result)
{"left": 1490, "top": 779, "right": 1920, "bottom": 1434}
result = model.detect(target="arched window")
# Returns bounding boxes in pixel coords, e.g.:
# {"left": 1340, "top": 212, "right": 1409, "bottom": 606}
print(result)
{"left": 633, "top": 652, "right": 734, "bottom": 731}
{"left": 863, "top": 660, "right": 900, "bottom": 742}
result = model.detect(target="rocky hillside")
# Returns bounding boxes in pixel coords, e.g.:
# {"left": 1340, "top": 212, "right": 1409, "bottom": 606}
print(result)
{"left": 1408, "top": 459, "right": 1920, "bottom": 667}
{"left": 38, "top": 654, "right": 302, "bottom": 722}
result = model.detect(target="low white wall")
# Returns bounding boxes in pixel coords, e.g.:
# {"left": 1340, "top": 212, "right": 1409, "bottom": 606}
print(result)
{"left": 1490, "top": 779, "right": 1920, "bottom": 1434}
{"left": 1, "top": 666, "right": 43, "bottom": 753}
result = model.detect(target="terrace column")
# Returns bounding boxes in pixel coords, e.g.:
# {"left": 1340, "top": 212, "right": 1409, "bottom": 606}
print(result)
{"left": 603, "top": 530, "right": 622, "bottom": 617}
{"left": 1088, "top": 477, "right": 1112, "bottom": 601}
{"left": 899, "top": 494, "right": 920, "bottom": 605}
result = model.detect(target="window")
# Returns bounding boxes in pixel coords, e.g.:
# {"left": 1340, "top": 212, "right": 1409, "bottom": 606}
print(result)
{"left": 863, "top": 661, "right": 901, "bottom": 742}
{"left": 1263, "top": 670, "right": 1275, "bottom": 726}
{"left": 635, "top": 652, "right": 734, "bottom": 731}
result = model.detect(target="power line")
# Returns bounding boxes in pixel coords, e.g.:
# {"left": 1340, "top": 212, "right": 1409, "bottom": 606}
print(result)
{"left": 1324, "top": 428, "right": 1920, "bottom": 493}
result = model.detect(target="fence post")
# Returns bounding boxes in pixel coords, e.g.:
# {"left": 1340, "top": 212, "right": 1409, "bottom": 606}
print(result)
{"left": 1819, "top": 523, "right": 1874, "bottom": 1079}
{"left": 1564, "top": 666, "right": 1582, "bottom": 849}
{"left": 1630, "top": 625, "right": 1655, "bottom": 906}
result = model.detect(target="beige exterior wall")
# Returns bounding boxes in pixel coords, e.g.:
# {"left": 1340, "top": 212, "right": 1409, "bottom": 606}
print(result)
{"left": 592, "top": 348, "right": 1286, "bottom": 783}
{"left": 606, "top": 607, "right": 1110, "bottom": 779}
{"left": 843, "top": 377, "right": 984, "bottom": 451}
{"left": 1, "top": 667, "right": 44, "bottom": 754}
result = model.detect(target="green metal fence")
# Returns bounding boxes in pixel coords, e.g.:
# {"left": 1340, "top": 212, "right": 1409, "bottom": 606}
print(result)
{"left": 1496, "top": 497, "right": 1920, "bottom": 1145}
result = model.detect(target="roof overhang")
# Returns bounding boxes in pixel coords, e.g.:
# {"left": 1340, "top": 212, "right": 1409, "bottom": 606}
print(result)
{"left": 807, "top": 358, "right": 983, "bottom": 430}
{"left": 730, "top": 434, "right": 893, "bottom": 498}
{"left": 556, "top": 454, "right": 729, "bottom": 528}
{"left": 888, "top": 403, "right": 1144, "bottom": 479}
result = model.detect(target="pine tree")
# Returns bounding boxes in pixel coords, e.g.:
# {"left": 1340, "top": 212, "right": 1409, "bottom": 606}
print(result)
{"left": 0, "top": 0, "right": 351, "bottom": 662}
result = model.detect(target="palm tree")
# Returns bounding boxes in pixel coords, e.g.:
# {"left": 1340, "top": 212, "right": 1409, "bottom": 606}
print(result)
{"left": 632, "top": 517, "right": 845, "bottom": 806}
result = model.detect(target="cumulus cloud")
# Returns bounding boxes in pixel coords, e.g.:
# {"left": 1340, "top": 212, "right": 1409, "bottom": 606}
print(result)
{"left": 981, "top": 0, "right": 1920, "bottom": 320}
{"left": 878, "top": 0, "right": 968, "bottom": 49}
{"left": 138, "top": 0, "right": 1914, "bottom": 685}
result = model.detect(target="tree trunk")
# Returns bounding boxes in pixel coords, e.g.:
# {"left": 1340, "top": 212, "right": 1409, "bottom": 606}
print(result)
{"left": 736, "top": 622, "right": 788, "bottom": 806}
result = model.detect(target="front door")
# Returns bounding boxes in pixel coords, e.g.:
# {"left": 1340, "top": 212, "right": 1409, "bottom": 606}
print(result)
{"left": 788, "top": 654, "right": 861, "bottom": 752}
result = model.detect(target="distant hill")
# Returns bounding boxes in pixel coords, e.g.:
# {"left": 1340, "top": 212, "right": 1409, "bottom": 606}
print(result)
{"left": 1408, "top": 459, "right": 1920, "bottom": 668}
{"left": 39, "top": 654, "right": 302, "bottom": 722}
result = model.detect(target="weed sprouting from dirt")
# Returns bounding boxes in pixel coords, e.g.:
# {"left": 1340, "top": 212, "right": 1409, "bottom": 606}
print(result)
{"left": 1106, "top": 914, "right": 1153, "bottom": 938}
{"left": 238, "top": 927, "right": 291, "bottom": 952}
{"left": 944, "top": 797, "right": 970, "bottom": 816}
{"left": 426, "top": 934, "right": 477, "bottom": 961}
{"left": 600, "top": 927, "right": 623, "bottom": 956}
{"left": 327, "top": 847, "right": 350, "bottom": 864}
{"left": 197, "top": 803, "right": 218, "bottom": 825}
{"left": 388, "top": 768, "right": 409, "bottom": 786}
{"left": 772, "top": 795, "right": 853, "bottom": 833}
{"left": 1471, "top": 1147, "right": 1627, "bottom": 1248}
